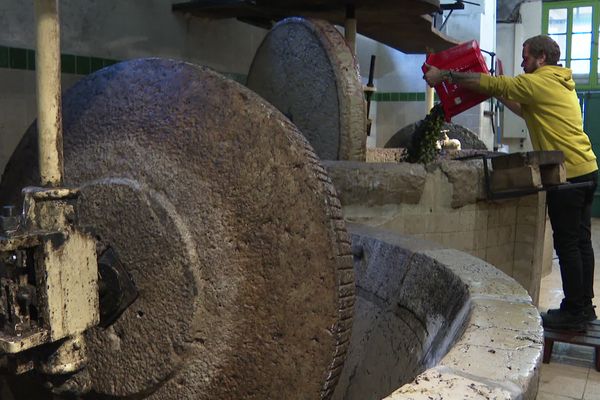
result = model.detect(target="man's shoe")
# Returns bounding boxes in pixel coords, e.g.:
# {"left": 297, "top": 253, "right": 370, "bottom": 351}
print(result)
{"left": 547, "top": 304, "right": 597, "bottom": 322}
{"left": 541, "top": 309, "right": 587, "bottom": 331}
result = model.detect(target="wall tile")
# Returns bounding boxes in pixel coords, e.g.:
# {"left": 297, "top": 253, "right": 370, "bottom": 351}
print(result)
{"left": 403, "top": 214, "right": 431, "bottom": 234}
{"left": 443, "top": 231, "right": 475, "bottom": 251}
{"left": 486, "top": 244, "right": 514, "bottom": 266}
{"left": 434, "top": 212, "right": 461, "bottom": 233}
{"left": 458, "top": 209, "right": 477, "bottom": 231}
{"left": 515, "top": 223, "right": 536, "bottom": 244}
{"left": 473, "top": 229, "right": 488, "bottom": 250}
{"left": 26, "top": 49, "right": 35, "bottom": 70}
{"left": 499, "top": 206, "right": 517, "bottom": 226}
{"left": 0, "top": 46, "right": 124, "bottom": 76}
{"left": 9, "top": 48, "right": 26, "bottom": 69}
{"left": 61, "top": 54, "right": 76, "bottom": 74}
{"left": 76, "top": 56, "right": 90, "bottom": 75}
{"left": 518, "top": 194, "right": 539, "bottom": 206}
{"left": 367, "top": 92, "right": 429, "bottom": 102}
{"left": 487, "top": 207, "right": 503, "bottom": 228}
{"left": 0, "top": 46, "right": 8, "bottom": 68}
{"left": 514, "top": 242, "right": 535, "bottom": 260}
{"left": 475, "top": 208, "right": 488, "bottom": 231}
{"left": 90, "top": 57, "right": 104, "bottom": 72}
{"left": 496, "top": 225, "right": 516, "bottom": 245}
{"left": 517, "top": 206, "right": 539, "bottom": 225}
{"left": 424, "top": 232, "right": 443, "bottom": 245}
{"left": 471, "top": 249, "right": 486, "bottom": 260}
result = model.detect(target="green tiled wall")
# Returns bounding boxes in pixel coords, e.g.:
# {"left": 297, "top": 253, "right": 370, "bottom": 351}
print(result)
{"left": 0, "top": 46, "right": 8, "bottom": 68}
{"left": 0, "top": 44, "right": 432, "bottom": 103}
{"left": 9, "top": 47, "right": 27, "bottom": 69}
{"left": 0, "top": 45, "right": 118, "bottom": 75}
{"left": 371, "top": 92, "right": 427, "bottom": 102}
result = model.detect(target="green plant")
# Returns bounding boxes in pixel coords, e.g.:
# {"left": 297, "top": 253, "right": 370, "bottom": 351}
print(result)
{"left": 404, "top": 104, "right": 445, "bottom": 164}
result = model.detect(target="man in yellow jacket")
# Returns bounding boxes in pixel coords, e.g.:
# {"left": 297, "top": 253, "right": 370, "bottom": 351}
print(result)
{"left": 425, "top": 35, "right": 598, "bottom": 331}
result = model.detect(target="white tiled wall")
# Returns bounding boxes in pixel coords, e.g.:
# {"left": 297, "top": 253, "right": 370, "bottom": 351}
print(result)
{"left": 342, "top": 167, "right": 547, "bottom": 303}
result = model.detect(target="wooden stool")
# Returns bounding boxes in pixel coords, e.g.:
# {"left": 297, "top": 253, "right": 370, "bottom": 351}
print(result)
{"left": 543, "top": 320, "right": 600, "bottom": 371}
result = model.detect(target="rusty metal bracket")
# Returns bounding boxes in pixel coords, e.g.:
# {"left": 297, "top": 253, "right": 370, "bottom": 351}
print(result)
{"left": 0, "top": 187, "right": 99, "bottom": 375}
{"left": 456, "top": 153, "right": 594, "bottom": 200}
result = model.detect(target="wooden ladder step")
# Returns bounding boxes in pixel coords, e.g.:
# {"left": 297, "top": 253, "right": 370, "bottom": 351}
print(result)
{"left": 543, "top": 320, "right": 600, "bottom": 371}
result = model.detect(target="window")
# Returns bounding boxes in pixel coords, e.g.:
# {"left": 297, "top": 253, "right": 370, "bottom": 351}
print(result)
{"left": 543, "top": 1, "right": 599, "bottom": 88}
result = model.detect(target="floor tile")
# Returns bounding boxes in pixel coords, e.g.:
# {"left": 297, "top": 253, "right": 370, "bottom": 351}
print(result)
{"left": 537, "top": 392, "right": 580, "bottom": 399}
{"left": 584, "top": 378, "right": 600, "bottom": 400}
{"left": 539, "top": 349, "right": 589, "bottom": 398}
{"left": 588, "top": 368, "right": 600, "bottom": 382}
{"left": 538, "top": 218, "right": 600, "bottom": 400}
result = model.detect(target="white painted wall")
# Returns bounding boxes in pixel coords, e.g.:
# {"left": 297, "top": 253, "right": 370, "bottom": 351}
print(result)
{"left": 442, "top": 0, "right": 497, "bottom": 149}
{"left": 496, "top": 0, "right": 542, "bottom": 153}
{"left": 0, "top": 0, "right": 266, "bottom": 172}
{"left": 0, "top": 0, "right": 545, "bottom": 168}
{"left": 355, "top": 0, "right": 499, "bottom": 150}
{"left": 0, "top": 0, "right": 265, "bottom": 73}
{"left": 355, "top": 35, "right": 429, "bottom": 148}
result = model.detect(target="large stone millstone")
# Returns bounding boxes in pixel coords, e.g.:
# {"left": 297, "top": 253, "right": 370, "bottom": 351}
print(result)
{"left": 0, "top": 59, "right": 354, "bottom": 399}
{"left": 247, "top": 17, "right": 367, "bottom": 161}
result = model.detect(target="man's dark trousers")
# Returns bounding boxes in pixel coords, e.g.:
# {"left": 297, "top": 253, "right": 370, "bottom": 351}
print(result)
{"left": 547, "top": 170, "right": 598, "bottom": 311}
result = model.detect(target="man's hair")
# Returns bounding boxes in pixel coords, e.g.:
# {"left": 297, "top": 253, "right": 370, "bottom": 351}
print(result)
{"left": 523, "top": 35, "right": 561, "bottom": 65}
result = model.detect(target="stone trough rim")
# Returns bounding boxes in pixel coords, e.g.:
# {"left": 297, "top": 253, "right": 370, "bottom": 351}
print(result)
{"left": 345, "top": 223, "right": 543, "bottom": 400}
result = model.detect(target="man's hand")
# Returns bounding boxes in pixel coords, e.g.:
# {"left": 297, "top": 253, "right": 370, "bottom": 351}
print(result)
{"left": 424, "top": 65, "right": 484, "bottom": 92}
{"left": 423, "top": 63, "right": 446, "bottom": 87}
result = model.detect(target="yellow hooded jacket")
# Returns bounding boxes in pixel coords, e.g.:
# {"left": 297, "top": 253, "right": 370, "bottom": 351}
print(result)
{"left": 479, "top": 65, "right": 597, "bottom": 179}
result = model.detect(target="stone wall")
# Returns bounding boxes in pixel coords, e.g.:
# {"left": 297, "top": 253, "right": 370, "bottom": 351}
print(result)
{"left": 323, "top": 159, "right": 549, "bottom": 304}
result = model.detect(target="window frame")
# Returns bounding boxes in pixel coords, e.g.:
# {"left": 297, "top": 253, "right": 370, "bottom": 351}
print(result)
{"left": 542, "top": 0, "right": 600, "bottom": 89}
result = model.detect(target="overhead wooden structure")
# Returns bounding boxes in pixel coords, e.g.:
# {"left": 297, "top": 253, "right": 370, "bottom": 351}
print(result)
{"left": 172, "top": 0, "right": 459, "bottom": 54}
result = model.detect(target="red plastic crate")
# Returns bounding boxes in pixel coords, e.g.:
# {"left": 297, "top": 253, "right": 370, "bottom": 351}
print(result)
{"left": 422, "top": 40, "right": 490, "bottom": 121}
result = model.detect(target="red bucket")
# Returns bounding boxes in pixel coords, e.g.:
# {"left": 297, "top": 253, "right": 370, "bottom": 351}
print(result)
{"left": 422, "top": 40, "right": 490, "bottom": 121}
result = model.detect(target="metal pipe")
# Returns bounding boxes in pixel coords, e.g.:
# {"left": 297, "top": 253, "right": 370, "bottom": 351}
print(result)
{"left": 365, "top": 55, "right": 376, "bottom": 136}
{"left": 34, "top": 0, "right": 63, "bottom": 187}
{"left": 426, "top": 86, "right": 434, "bottom": 113}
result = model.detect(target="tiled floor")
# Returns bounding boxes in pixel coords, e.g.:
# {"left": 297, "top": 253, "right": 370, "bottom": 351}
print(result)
{"left": 537, "top": 218, "right": 600, "bottom": 400}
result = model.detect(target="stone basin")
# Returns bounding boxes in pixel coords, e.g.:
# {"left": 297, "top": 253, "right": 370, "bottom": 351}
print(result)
{"left": 333, "top": 223, "right": 543, "bottom": 400}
